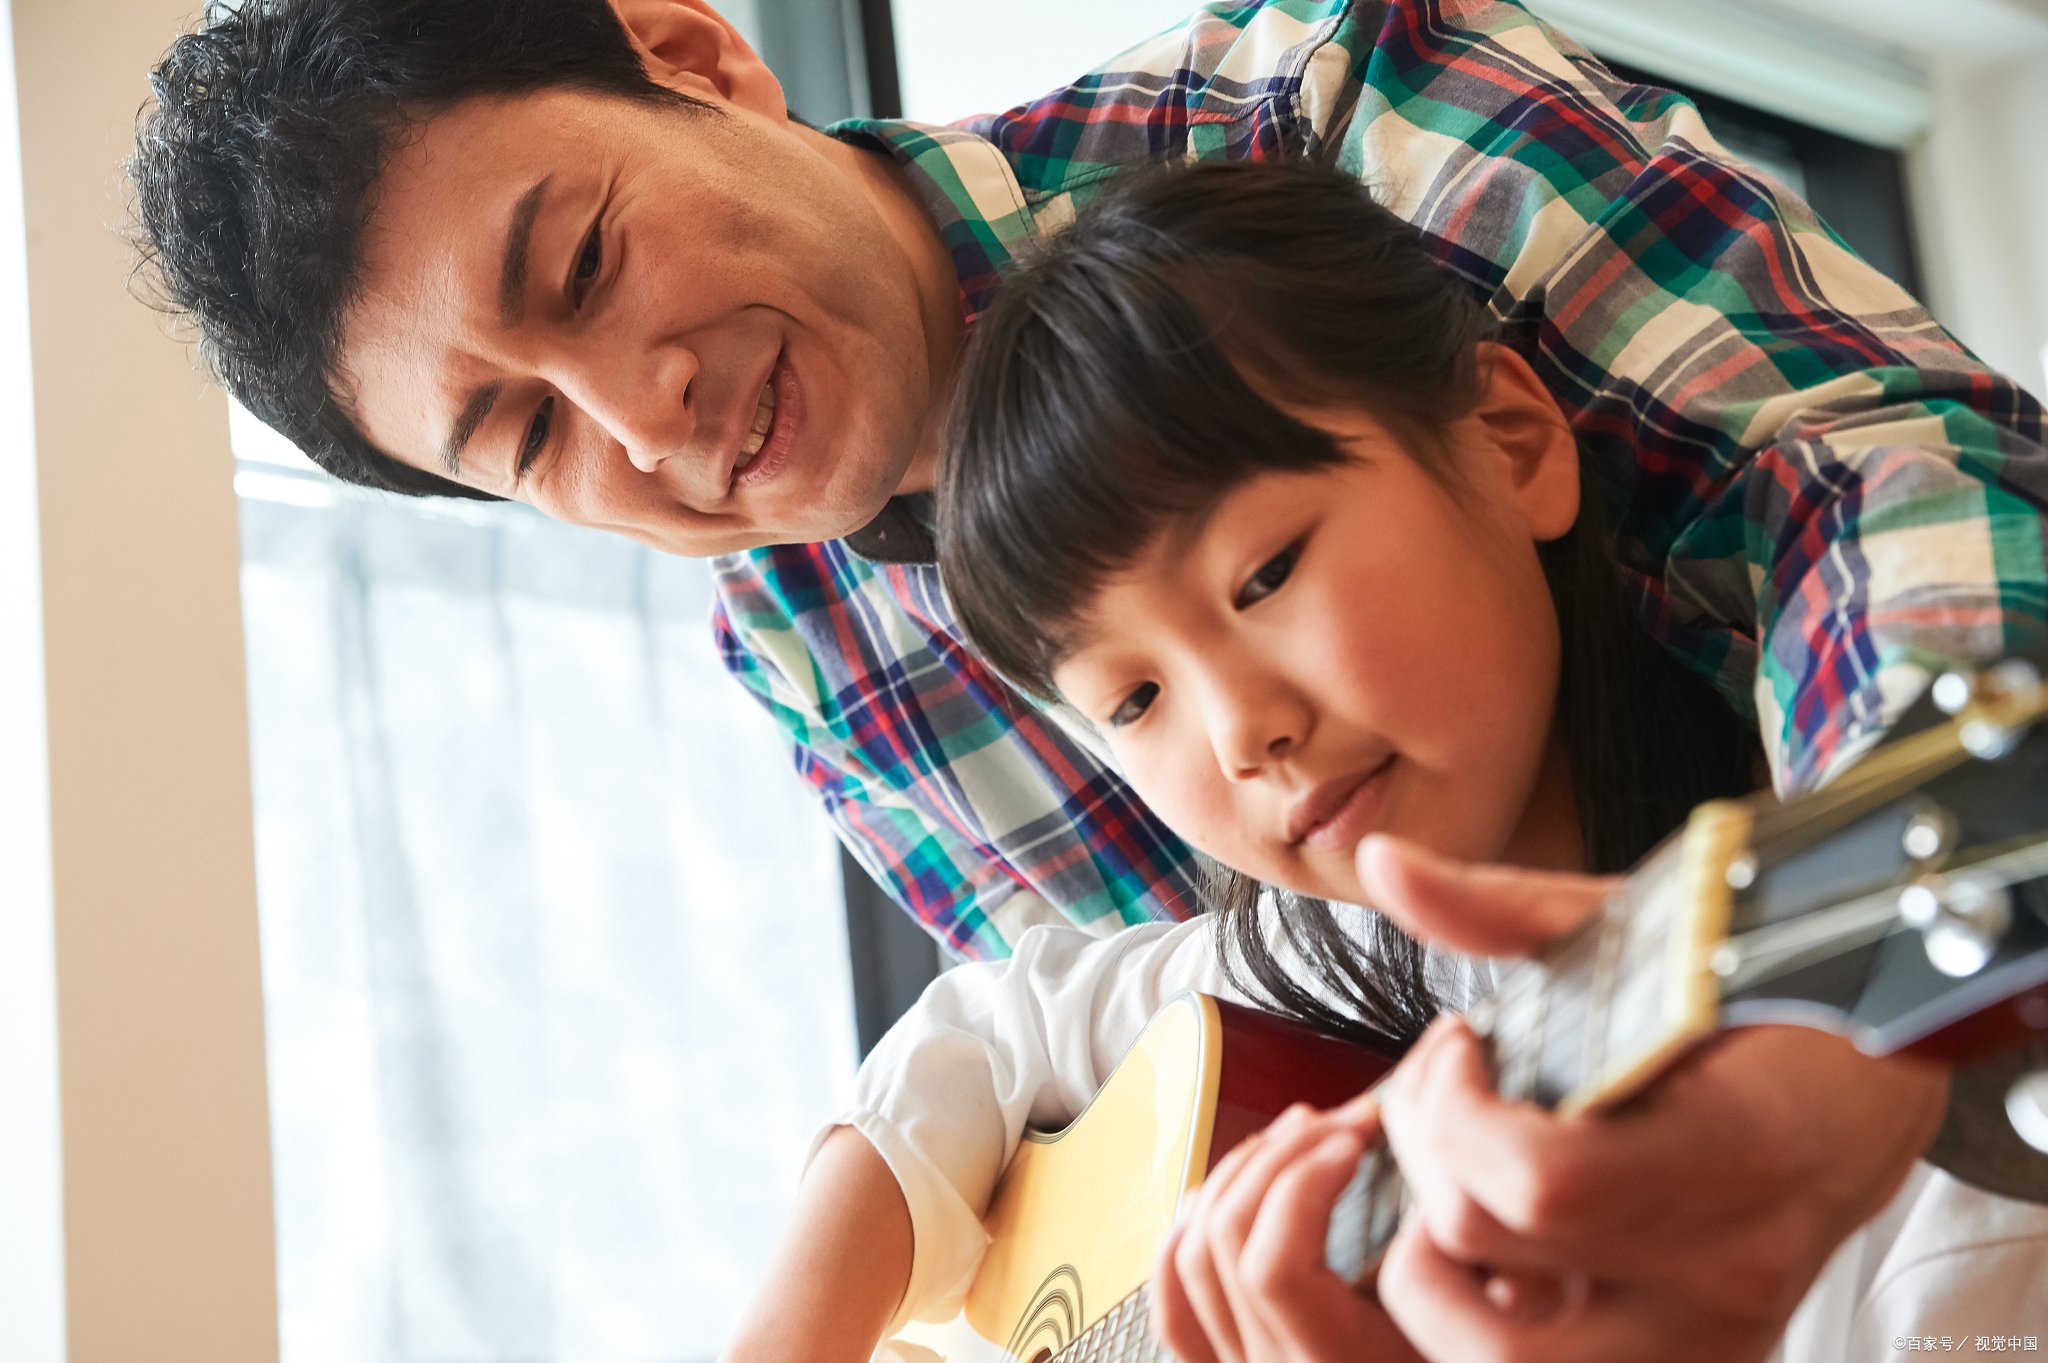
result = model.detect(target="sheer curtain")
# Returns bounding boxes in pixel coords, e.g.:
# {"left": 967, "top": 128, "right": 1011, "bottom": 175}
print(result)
{"left": 233, "top": 409, "right": 855, "bottom": 1363}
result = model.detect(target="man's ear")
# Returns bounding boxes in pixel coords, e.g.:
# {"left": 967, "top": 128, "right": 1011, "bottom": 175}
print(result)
{"left": 610, "top": 0, "right": 787, "bottom": 120}
{"left": 1473, "top": 341, "right": 1579, "bottom": 542}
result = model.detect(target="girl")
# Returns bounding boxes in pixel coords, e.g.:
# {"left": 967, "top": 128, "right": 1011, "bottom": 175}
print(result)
{"left": 721, "top": 163, "right": 2046, "bottom": 1363}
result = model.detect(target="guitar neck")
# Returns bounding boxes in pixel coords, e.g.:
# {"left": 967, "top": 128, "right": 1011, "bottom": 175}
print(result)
{"left": 1320, "top": 800, "right": 1757, "bottom": 1288}
{"left": 1483, "top": 798, "right": 1752, "bottom": 1117}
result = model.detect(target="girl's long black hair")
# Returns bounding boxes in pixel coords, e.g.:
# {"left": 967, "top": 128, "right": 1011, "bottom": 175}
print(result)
{"left": 937, "top": 162, "right": 1760, "bottom": 1051}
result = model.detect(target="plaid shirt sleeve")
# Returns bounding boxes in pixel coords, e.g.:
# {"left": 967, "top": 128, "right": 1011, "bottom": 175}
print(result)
{"left": 1291, "top": 1, "right": 2048, "bottom": 792}
{"left": 710, "top": 539, "right": 1202, "bottom": 961}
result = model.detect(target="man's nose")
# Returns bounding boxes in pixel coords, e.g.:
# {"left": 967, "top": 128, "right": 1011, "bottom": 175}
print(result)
{"left": 1203, "top": 667, "right": 1309, "bottom": 780}
{"left": 564, "top": 344, "right": 704, "bottom": 478}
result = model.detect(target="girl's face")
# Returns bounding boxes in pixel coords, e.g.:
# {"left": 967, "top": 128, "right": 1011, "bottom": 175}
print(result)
{"left": 1049, "top": 347, "right": 1584, "bottom": 904}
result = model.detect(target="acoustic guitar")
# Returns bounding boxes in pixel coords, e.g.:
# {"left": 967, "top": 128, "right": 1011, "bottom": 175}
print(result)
{"left": 889, "top": 657, "right": 2048, "bottom": 1363}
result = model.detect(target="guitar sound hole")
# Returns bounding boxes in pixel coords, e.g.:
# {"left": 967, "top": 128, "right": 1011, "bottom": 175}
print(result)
{"left": 1028, "top": 1351, "right": 1053, "bottom": 1363}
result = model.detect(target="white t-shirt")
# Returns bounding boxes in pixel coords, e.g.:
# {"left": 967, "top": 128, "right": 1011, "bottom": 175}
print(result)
{"left": 827, "top": 904, "right": 2048, "bottom": 1355}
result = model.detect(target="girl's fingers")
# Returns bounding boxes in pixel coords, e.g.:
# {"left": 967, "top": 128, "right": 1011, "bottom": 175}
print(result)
{"left": 1379, "top": 1218, "right": 1657, "bottom": 1363}
{"left": 1151, "top": 1219, "right": 1227, "bottom": 1363}
{"left": 1232, "top": 1128, "right": 1368, "bottom": 1332}
{"left": 1381, "top": 1016, "right": 1647, "bottom": 1273}
{"left": 1234, "top": 1128, "right": 1365, "bottom": 1303}
{"left": 1170, "top": 1138, "right": 1258, "bottom": 1363}
{"left": 1235, "top": 1129, "right": 1430, "bottom": 1363}
{"left": 1356, "top": 834, "right": 1617, "bottom": 957}
{"left": 1168, "top": 1107, "right": 1320, "bottom": 1363}
{"left": 1163, "top": 1103, "right": 1380, "bottom": 1363}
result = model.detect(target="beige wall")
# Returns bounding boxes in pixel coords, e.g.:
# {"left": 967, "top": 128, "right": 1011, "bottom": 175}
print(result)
{"left": 3, "top": 0, "right": 278, "bottom": 1359}
{"left": 0, "top": 0, "right": 62, "bottom": 1355}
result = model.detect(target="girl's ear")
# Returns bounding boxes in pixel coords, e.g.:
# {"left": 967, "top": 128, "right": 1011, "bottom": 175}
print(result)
{"left": 1472, "top": 342, "right": 1580, "bottom": 542}
{"left": 609, "top": 0, "right": 787, "bottom": 120}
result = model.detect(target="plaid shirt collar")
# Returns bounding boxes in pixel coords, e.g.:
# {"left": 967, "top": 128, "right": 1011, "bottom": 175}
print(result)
{"left": 828, "top": 121, "right": 1042, "bottom": 564}
{"left": 830, "top": 120, "right": 1042, "bottom": 326}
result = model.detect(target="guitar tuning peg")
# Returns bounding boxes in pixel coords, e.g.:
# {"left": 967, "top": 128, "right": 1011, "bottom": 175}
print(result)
{"left": 1986, "top": 657, "right": 2043, "bottom": 697}
{"left": 1932, "top": 669, "right": 1977, "bottom": 715}
{"left": 1961, "top": 718, "right": 2023, "bottom": 761}
{"left": 2009, "top": 1068, "right": 2048, "bottom": 1156}
{"left": 1900, "top": 803, "right": 1956, "bottom": 862}
{"left": 1898, "top": 877, "right": 2013, "bottom": 977}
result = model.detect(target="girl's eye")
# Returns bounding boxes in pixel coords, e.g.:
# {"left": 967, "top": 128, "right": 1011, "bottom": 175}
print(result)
{"left": 1108, "top": 682, "right": 1160, "bottom": 729}
{"left": 572, "top": 225, "right": 603, "bottom": 300}
{"left": 518, "top": 396, "right": 554, "bottom": 477}
{"left": 1235, "top": 545, "right": 1299, "bottom": 609}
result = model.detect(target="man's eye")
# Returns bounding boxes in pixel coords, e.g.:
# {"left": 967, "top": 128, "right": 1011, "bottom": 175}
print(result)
{"left": 1235, "top": 545, "right": 1298, "bottom": 609}
{"left": 572, "top": 225, "right": 603, "bottom": 299}
{"left": 1108, "top": 682, "right": 1160, "bottom": 729}
{"left": 518, "top": 397, "right": 554, "bottom": 476}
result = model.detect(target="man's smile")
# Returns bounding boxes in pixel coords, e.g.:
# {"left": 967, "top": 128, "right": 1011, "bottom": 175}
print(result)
{"left": 731, "top": 350, "right": 799, "bottom": 492}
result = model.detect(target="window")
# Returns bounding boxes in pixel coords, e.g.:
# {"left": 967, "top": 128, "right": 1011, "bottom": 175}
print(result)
{"left": 236, "top": 415, "right": 857, "bottom": 1362}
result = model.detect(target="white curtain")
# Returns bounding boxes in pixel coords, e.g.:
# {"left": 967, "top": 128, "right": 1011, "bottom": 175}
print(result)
{"left": 233, "top": 410, "right": 855, "bottom": 1363}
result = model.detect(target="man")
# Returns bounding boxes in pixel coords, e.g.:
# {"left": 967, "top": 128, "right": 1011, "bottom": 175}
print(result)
{"left": 132, "top": 0, "right": 2044, "bottom": 1359}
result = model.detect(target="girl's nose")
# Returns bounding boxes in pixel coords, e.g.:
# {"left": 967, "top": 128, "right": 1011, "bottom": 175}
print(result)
{"left": 1206, "top": 671, "right": 1308, "bottom": 779}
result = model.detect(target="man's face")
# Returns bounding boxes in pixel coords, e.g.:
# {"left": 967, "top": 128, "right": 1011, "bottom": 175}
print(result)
{"left": 340, "top": 89, "right": 945, "bottom": 556}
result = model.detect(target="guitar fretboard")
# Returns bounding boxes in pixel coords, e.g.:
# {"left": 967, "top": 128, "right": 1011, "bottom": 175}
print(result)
{"left": 1325, "top": 802, "right": 1751, "bottom": 1284}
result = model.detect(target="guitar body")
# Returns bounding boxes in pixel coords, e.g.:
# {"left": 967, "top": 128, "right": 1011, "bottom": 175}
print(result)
{"left": 892, "top": 993, "right": 1398, "bottom": 1363}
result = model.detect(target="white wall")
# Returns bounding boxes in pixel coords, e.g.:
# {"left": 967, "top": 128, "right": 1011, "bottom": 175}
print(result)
{"left": 1909, "top": 55, "right": 2048, "bottom": 397}
{"left": 893, "top": 0, "right": 1198, "bottom": 122}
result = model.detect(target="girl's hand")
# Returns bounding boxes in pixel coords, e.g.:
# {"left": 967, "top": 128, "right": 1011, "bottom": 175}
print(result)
{"left": 1358, "top": 834, "right": 1948, "bottom": 1363}
{"left": 1150, "top": 1097, "right": 1428, "bottom": 1363}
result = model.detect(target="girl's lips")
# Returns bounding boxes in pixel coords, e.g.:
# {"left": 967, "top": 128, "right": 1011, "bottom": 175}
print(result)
{"left": 1294, "top": 757, "right": 1395, "bottom": 853}
{"left": 733, "top": 354, "right": 799, "bottom": 491}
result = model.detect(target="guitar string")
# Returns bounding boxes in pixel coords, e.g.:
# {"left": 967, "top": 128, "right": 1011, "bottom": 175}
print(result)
{"left": 1717, "top": 834, "right": 2048, "bottom": 994}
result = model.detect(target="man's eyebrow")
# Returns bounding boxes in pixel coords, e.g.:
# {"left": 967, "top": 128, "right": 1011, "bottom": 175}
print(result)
{"left": 440, "top": 381, "right": 503, "bottom": 475}
{"left": 499, "top": 175, "right": 553, "bottom": 328}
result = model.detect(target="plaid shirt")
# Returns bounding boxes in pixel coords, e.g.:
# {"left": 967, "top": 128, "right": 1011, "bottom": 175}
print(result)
{"left": 712, "top": 0, "right": 2048, "bottom": 961}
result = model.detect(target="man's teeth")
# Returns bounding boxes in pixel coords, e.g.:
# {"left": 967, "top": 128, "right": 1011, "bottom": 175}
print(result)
{"left": 738, "top": 379, "right": 779, "bottom": 461}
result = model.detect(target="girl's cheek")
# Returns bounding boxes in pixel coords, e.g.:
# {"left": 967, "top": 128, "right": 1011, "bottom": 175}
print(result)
{"left": 1128, "top": 744, "right": 1242, "bottom": 864}
{"left": 1165, "top": 784, "right": 1291, "bottom": 890}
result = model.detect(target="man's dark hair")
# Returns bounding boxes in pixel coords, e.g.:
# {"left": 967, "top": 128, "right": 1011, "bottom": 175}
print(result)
{"left": 130, "top": 0, "right": 706, "bottom": 499}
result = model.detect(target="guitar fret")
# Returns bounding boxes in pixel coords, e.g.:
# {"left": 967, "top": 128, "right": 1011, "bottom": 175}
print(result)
{"left": 1578, "top": 896, "right": 1627, "bottom": 1096}
{"left": 1493, "top": 966, "right": 1547, "bottom": 1101}
{"left": 1534, "top": 967, "right": 1587, "bottom": 1107}
{"left": 1602, "top": 880, "right": 1670, "bottom": 1089}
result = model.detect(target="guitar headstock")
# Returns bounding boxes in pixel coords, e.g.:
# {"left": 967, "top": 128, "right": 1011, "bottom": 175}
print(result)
{"left": 1473, "top": 654, "right": 2048, "bottom": 1125}
{"left": 1713, "top": 656, "right": 2048, "bottom": 1062}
